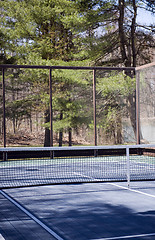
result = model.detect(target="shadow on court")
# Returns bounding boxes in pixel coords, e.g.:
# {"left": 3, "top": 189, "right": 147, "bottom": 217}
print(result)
{"left": 0, "top": 192, "right": 57, "bottom": 240}
{"left": 1, "top": 182, "right": 155, "bottom": 240}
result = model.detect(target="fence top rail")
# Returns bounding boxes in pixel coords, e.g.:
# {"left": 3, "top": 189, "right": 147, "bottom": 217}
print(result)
{"left": 0, "top": 144, "right": 155, "bottom": 152}
{"left": 0, "top": 64, "right": 135, "bottom": 71}
{"left": 136, "top": 61, "right": 155, "bottom": 71}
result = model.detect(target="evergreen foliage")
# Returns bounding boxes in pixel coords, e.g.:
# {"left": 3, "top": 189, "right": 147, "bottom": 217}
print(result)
{"left": 0, "top": 0, "right": 154, "bottom": 145}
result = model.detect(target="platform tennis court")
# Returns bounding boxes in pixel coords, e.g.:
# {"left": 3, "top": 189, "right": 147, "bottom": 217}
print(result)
{"left": 0, "top": 145, "right": 155, "bottom": 239}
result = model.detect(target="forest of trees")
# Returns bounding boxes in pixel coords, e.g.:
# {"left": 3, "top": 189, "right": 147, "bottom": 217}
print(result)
{"left": 0, "top": 0, "right": 154, "bottom": 146}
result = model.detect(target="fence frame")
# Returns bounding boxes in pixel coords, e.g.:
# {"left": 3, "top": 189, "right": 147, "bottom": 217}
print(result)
{"left": 0, "top": 63, "right": 145, "bottom": 147}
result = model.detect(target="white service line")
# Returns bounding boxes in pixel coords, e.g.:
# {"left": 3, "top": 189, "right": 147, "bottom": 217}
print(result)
{"left": 0, "top": 190, "right": 65, "bottom": 240}
{"left": 73, "top": 172, "right": 95, "bottom": 180}
{"left": 93, "top": 232, "right": 155, "bottom": 239}
{"left": 108, "top": 182, "right": 155, "bottom": 198}
{"left": 73, "top": 172, "right": 104, "bottom": 182}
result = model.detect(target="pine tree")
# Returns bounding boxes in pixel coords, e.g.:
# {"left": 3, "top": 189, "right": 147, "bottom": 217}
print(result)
{"left": 0, "top": 0, "right": 91, "bottom": 146}
{"left": 75, "top": 0, "right": 154, "bottom": 141}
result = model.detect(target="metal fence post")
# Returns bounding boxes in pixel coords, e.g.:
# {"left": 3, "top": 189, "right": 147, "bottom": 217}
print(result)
{"left": 2, "top": 68, "right": 6, "bottom": 148}
{"left": 93, "top": 69, "right": 97, "bottom": 146}
{"left": 136, "top": 70, "right": 140, "bottom": 144}
{"left": 49, "top": 68, "right": 53, "bottom": 147}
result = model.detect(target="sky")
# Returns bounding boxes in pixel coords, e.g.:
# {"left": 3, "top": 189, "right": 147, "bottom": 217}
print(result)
{"left": 137, "top": 8, "right": 155, "bottom": 25}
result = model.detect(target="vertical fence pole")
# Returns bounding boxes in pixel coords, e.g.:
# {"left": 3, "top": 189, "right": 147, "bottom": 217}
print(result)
{"left": 93, "top": 69, "right": 97, "bottom": 146}
{"left": 2, "top": 68, "right": 6, "bottom": 161}
{"left": 136, "top": 70, "right": 140, "bottom": 144}
{"left": 49, "top": 68, "right": 53, "bottom": 148}
{"left": 126, "top": 146, "right": 130, "bottom": 189}
{"left": 2, "top": 68, "right": 6, "bottom": 148}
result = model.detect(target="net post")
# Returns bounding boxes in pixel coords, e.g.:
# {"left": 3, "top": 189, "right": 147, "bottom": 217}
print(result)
{"left": 126, "top": 146, "right": 130, "bottom": 188}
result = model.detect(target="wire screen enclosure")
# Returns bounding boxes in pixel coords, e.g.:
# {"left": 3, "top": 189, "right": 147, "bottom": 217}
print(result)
{"left": 0, "top": 63, "right": 154, "bottom": 147}
{"left": 136, "top": 62, "right": 155, "bottom": 144}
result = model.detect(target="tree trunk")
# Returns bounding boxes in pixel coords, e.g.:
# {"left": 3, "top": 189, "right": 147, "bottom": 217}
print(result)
{"left": 131, "top": 0, "right": 137, "bottom": 68}
{"left": 13, "top": 118, "right": 16, "bottom": 134}
{"left": 44, "top": 109, "right": 50, "bottom": 147}
{"left": 30, "top": 115, "right": 32, "bottom": 132}
{"left": 127, "top": 92, "right": 137, "bottom": 137}
{"left": 118, "top": 0, "right": 128, "bottom": 65}
{"left": 59, "top": 112, "right": 63, "bottom": 147}
{"left": 116, "top": 111, "right": 122, "bottom": 144}
{"left": 68, "top": 128, "right": 72, "bottom": 146}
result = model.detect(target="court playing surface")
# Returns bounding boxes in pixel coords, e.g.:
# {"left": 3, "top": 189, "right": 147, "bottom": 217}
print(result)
{"left": 0, "top": 145, "right": 155, "bottom": 239}
{"left": 0, "top": 181, "right": 155, "bottom": 240}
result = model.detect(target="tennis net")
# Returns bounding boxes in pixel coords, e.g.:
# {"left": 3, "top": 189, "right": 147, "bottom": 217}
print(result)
{"left": 0, "top": 144, "right": 155, "bottom": 189}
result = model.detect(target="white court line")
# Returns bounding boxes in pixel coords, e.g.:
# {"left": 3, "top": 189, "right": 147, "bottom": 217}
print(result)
{"left": 73, "top": 175, "right": 155, "bottom": 199}
{"left": 73, "top": 172, "right": 95, "bottom": 180}
{"left": 73, "top": 174, "right": 155, "bottom": 199}
{"left": 0, "top": 234, "right": 5, "bottom": 240}
{"left": 73, "top": 172, "right": 106, "bottom": 182}
{"left": 109, "top": 182, "right": 155, "bottom": 198}
{"left": 93, "top": 232, "right": 155, "bottom": 239}
{"left": 0, "top": 190, "right": 64, "bottom": 240}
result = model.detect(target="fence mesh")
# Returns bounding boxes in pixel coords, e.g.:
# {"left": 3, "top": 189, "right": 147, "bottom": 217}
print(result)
{"left": 137, "top": 63, "right": 155, "bottom": 144}
{"left": 0, "top": 66, "right": 138, "bottom": 147}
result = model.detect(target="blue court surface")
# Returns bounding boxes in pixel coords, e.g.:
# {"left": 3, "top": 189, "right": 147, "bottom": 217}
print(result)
{"left": 0, "top": 181, "right": 155, "bottom": 240}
